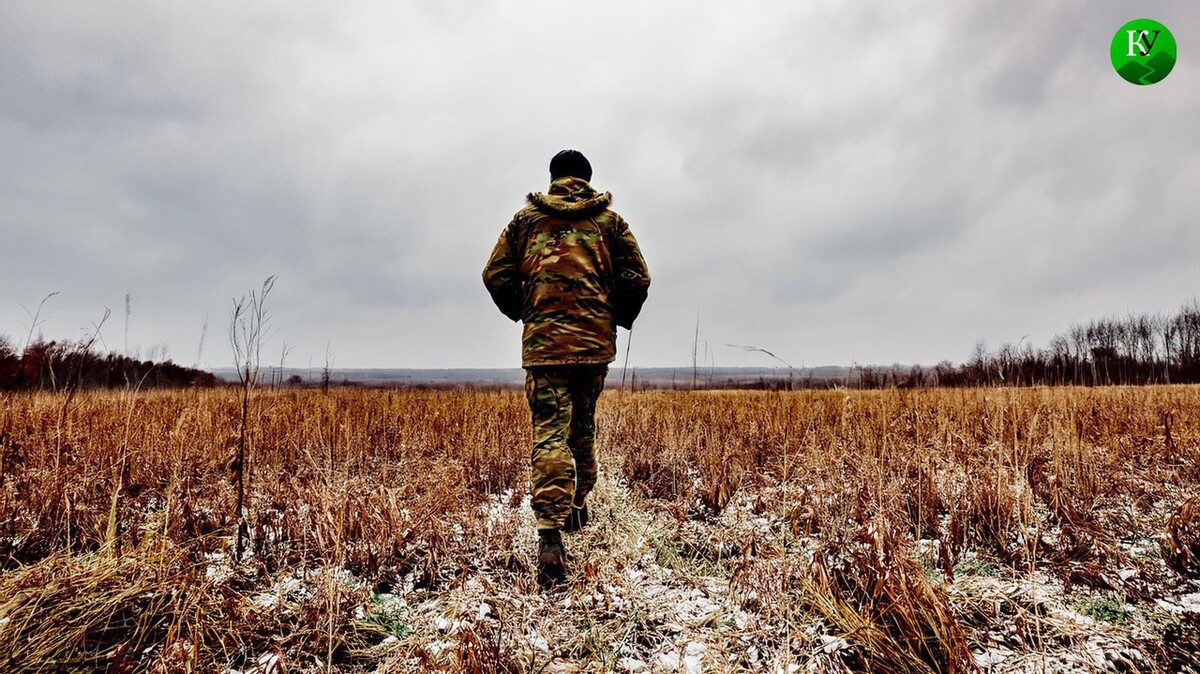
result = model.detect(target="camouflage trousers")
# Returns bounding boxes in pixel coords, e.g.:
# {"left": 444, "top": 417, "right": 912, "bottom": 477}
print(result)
{"left": 524, "top": 364, "right": 608, "bottom": 530}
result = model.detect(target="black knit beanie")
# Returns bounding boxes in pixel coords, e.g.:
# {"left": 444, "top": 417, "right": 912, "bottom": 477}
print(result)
{"left": 549, "top": 149, "right": 592, "bottom": 181}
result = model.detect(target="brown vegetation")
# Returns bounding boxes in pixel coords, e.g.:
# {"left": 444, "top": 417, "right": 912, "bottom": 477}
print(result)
{"left": 1, "top": 385, "right": 1198, "bottom": 672}
{"left": 0, "top": 335, "right": 215, "bottom": 391}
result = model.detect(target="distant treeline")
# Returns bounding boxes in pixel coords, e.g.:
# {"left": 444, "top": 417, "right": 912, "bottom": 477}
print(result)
{"left": 7, "top": 297, "right": 1200, "bottom": 392}
{"left": 0, "top": 337, "right": 216, "bottom": 391}
{"left": 854, "top": 299, "right": 1200, "bottom": 389}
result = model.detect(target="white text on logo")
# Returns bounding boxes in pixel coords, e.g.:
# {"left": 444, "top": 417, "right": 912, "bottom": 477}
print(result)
{"left": 1127, "top": 29, "right": 1161, "bottom": 56}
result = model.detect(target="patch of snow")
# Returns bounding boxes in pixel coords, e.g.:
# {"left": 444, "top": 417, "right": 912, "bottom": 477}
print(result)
{"left": 1048, "top": 606, "right": 1095, "bottom": 626}
{"left": 817, "top": 634, "right": 848, "bottom": 654}
{"left": 527, "top": 632, "right": 550, "bottom": 652}
{"left": 1154, "top": 597, "right": 1184, "bottom": 613}
{"left": 620, "top": 657, "right": 648, "bottom": 672}
{"left": 250, "top": 574, "right": 311, "bottom": 609}
{"left": 1178, "top": 592, "right": 1200, "bottom": 613}
{"left": 683, "top": 642, "right": 706, "bottom": 674}
{"left": 972, "top": 647, "right": 1013, "bottom": 667}
{"left": 656, "top": 651, "right": 680, "bottom": 671}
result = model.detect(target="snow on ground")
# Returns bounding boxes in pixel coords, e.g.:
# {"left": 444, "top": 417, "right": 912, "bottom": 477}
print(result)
{"left": 202, "top": 470, "right": 1200, "bottom": 673}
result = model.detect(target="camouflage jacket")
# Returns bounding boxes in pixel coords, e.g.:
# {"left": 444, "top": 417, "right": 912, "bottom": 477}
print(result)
{"left": 483, "top": 177, "right": 650, "bottom": 367}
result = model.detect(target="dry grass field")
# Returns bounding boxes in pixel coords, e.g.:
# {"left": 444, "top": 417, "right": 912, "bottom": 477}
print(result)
{"left": 1, "top": 385, "right": 1199, "bottom": 673}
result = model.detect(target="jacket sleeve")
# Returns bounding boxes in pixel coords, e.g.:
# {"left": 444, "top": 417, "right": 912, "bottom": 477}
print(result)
{"left": 482, "top": 218, "right": 523, "bottom": 322}
{"left": 611, "top": 216, "right": 650, "bottom": 329}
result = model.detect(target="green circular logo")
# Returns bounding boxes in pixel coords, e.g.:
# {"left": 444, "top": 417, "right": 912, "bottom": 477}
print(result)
{"left": 1111, "top": 19, "right": 1177, "bottom": 85}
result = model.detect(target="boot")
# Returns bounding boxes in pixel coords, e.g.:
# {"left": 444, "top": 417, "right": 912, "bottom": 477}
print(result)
{"left": 537, "top": 528, "right": 568, "bottom": 588}
{"left": 562, "top": 503, "right": 589, "bottom": 533}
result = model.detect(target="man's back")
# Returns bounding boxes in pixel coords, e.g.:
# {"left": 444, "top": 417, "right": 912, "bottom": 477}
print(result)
{"left": 483, "top": 175, "right": 650, "bottom": 367}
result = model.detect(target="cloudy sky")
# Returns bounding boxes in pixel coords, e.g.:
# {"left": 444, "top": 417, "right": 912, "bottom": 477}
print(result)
{"left": 2, "top": 2, "right": 1197, "bottom": 370}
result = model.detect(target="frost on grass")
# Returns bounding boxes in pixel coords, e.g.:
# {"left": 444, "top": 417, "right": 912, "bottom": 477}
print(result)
{"left": 2, "top": 387, "right": 1199, "bottom": 673}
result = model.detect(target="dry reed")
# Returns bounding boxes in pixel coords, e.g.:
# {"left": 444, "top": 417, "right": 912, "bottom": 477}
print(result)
{"left": 0, "top": 385, "right": 1197, "bottom": 671}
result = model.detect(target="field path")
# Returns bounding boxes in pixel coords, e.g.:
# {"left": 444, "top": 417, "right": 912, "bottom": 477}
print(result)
{"left": 379, "top": 466, "right": 811, "bottom": 673}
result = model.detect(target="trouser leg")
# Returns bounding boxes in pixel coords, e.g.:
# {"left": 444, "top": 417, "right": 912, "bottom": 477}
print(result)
{"left": 567, "top": 365, "right": 607, "bottom": 507}
{"left": 525, "top": 367, "right": 575, "bottom": 530}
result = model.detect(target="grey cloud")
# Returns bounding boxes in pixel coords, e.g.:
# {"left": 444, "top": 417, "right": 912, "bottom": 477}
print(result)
{"left": 1, "top": 1, "right": 1197, "bottom": 369}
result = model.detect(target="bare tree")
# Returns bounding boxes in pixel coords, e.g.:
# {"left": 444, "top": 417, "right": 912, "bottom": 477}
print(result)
{"left": 21, "top": 291, "right": 59, "bottom": 355}
{"left": 968, "top": 340, "right": 988, "bottom": 386}
{"left": 229, "top": 274, "right": 277, "bottom": 562}
{"left": 692, "top": 312, "right": 699, "bottom": 390}
{"left": 321, "top": 341, "right": 334, "bottom": 394}
{"left": 195, "top": 314, "right": 208, "bottom": 370}
{"left": 124, "top": 290, "right": 131, "bottom": 356}
{"left": 273, "top": 341, "right": 292, "bottom": 389}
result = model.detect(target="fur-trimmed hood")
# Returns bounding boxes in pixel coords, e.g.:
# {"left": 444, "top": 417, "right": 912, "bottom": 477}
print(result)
{"left": 527, "top": 176, "right": 612, "bottom": 219}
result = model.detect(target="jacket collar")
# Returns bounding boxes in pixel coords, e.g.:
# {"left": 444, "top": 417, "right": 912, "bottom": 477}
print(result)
{"left": 527, "top": 177, "right": 611, "bottom": 217}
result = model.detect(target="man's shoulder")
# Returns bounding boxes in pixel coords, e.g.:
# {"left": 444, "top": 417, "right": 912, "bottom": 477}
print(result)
{"left": 594, "top": 207, "right": 623, "bottom": 223}
{"left": 501, "top": 205, "right": 539, "bottom": 234}
{"left": 514, "top": 203, "right": 541, "bottom": 219}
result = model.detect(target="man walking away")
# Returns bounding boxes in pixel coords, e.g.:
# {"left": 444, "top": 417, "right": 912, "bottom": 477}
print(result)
{"left": 482, "top": 149, "right": 650, "bottom": 588}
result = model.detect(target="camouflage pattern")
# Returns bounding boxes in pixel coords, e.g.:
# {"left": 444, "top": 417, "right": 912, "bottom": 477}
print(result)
{"left": 525, "top": 364, "right": 607, "bottom": 530}
{"left": 483, "top": 176, "right": 650, "bottom": 367}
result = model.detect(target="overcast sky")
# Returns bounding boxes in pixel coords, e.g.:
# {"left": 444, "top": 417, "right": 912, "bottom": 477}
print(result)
{"left": 2, "top": 2, "right": 1197, "bottom": 370}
